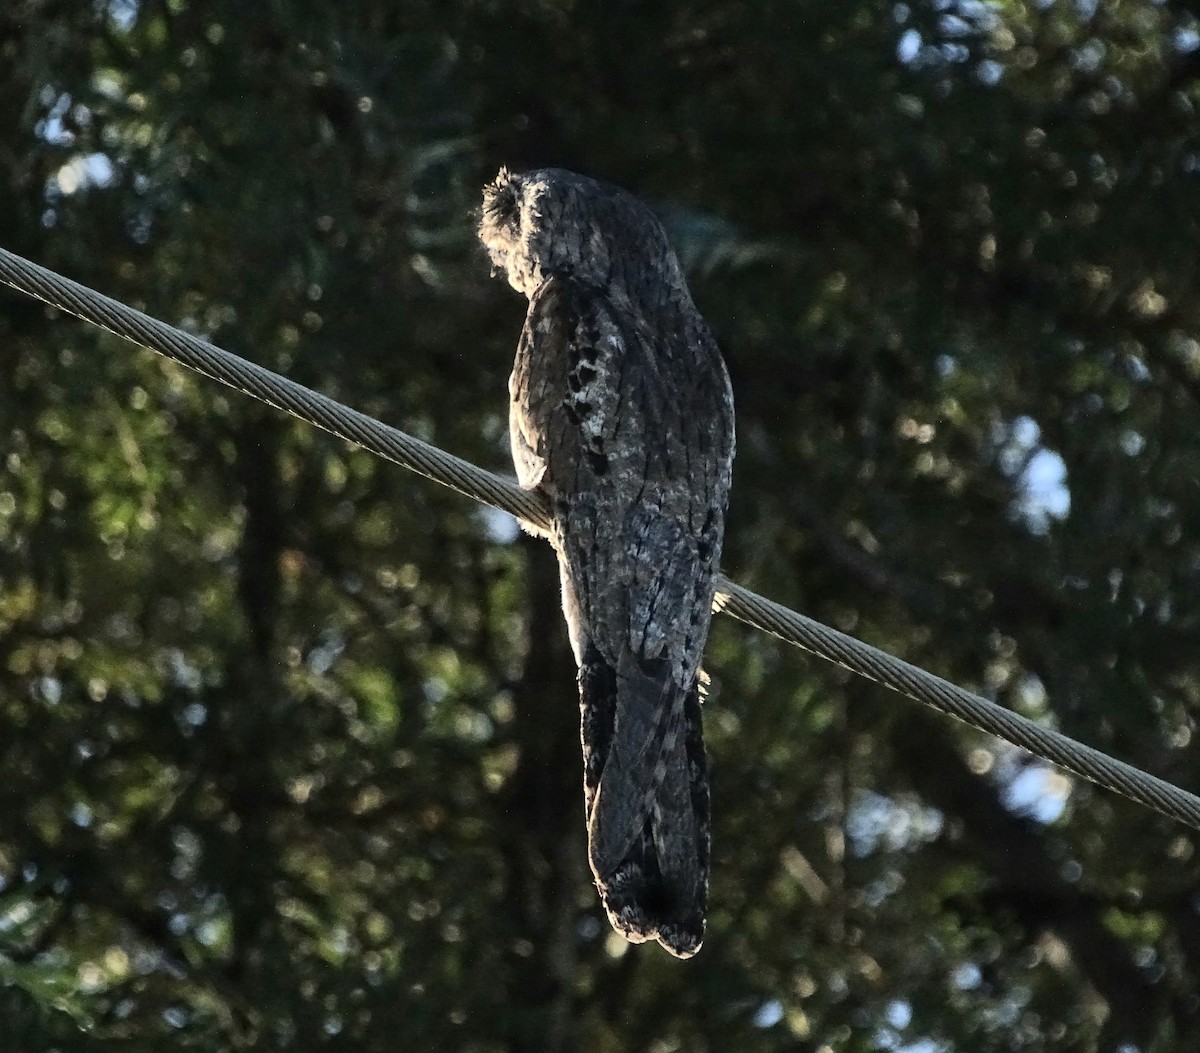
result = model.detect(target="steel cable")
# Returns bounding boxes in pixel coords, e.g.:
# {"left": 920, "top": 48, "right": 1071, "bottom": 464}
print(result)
{"left": 3, "top": 245, "right": 1198, "bottom": 832}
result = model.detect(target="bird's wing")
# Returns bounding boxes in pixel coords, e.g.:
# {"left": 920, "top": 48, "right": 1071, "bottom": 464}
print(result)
{"left": 512, "top": 274, "right": 731, "bottom": 896}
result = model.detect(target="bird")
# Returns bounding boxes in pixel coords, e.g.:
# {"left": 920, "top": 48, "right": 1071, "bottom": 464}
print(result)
{"left": 478, "top": 167, "right": 734, "bottom": 957}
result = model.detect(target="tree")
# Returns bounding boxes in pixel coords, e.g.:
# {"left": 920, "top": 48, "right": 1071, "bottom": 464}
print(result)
{"left": 2, "top": 1, "right": 1200, "bottom": 1049}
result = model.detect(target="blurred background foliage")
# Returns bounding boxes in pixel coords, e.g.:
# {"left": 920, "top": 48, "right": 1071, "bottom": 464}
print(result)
{"left": 2, "top": 0, "right": 1200, "bottom": 1049}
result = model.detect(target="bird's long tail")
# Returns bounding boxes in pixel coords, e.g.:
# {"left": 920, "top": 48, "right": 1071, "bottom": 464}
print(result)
{"left": 578, "top": 644, "right": 710, "bottom": 958}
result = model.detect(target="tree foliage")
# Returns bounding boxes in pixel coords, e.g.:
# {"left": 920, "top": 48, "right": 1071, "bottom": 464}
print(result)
{"left": 3, "top": 1, "right": 1200, "bottom": 1049}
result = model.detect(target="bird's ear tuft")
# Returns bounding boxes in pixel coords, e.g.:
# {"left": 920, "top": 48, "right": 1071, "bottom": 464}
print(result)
{"left": 482, "top": 167, "right": 521, "bottom": 227}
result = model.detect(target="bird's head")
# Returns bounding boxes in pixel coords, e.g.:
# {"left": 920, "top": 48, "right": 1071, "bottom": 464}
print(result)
{"left": 478, "top": 167, "right": 681, "bottom": 300}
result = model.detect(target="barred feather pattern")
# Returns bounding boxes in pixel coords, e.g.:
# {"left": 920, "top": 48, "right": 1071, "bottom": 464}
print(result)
{"left": 480, "top": 168, "right": 734, "bottom": 957}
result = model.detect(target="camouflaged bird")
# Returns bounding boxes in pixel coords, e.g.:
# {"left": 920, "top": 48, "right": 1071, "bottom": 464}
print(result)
{"left": 479, "top": 167, "right": 735, "bottom": 957}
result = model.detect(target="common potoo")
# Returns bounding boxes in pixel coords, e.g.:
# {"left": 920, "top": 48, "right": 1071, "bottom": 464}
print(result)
{"left": 479, "top": 168, "right": 735, "bottom": 958}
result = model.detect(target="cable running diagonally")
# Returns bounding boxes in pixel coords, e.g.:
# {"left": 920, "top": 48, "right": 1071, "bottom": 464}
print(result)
{"left": 2, "top": 244, "right": 1198, "bottom": 833}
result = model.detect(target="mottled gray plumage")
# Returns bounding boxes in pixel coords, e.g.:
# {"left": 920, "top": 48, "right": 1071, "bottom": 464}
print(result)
{"left": 479, "top": 168, "right": 734, "bottom": 957}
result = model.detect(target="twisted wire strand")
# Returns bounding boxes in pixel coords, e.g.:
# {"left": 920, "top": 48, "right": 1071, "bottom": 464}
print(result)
{"left": 3, "top": 244, "right": 1199, "bottom": 832}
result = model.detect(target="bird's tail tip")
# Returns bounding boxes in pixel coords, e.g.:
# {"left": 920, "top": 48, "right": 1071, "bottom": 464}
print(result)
{"left": 599, "top": 859, "right": 705, "bottom": 958}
